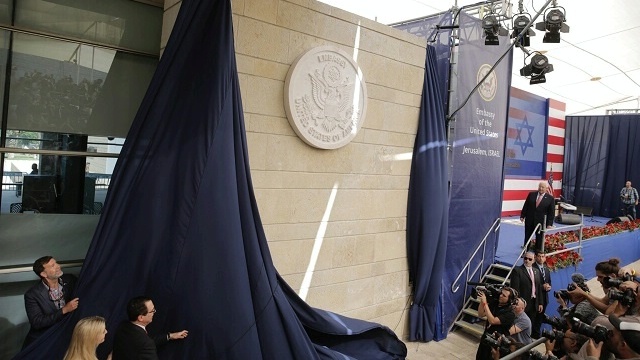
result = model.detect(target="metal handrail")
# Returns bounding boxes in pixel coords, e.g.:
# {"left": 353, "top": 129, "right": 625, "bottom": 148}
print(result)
{"left": 0, "top": 259, "right": 84, "bottom": 275}
{"left": 451, "top": 217, "right": 501, "bottom": 293}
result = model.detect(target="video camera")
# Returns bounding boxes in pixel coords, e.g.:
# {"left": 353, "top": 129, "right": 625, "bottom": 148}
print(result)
{"left": 553, "top": 281, "right": 590, "bottom": 301}
{"left": 603, "top": 274, "right": 636, "bottom": 288}
{"left": 528, "top": 350, "right": 560, "bottom": 360}
{"left": 608, "top": 288, "right": 637, "bottom": 307}
{"left": 468, "top": 282, "right": 506, "bottom": 304}
{"left": 541, "top": 314, "right": 568, "bottom": 331}
{"left": 541, "top": 328, "right": 565, "bottom": 342}
{"left": 481, "top": 333, "right": 512, "bottom": 357}
{"left": 569, "top": 317, "right": 610, "bottom": 343}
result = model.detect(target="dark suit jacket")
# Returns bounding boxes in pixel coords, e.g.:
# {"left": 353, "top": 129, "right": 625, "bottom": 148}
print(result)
{"left": 535, "top": 262, "right": 552, "bottom": 308}
{"left": 112, "top": 321, "right": 168, "bottom": 360}
{"left": 521, "top": 191, "right": 555, "bottom": 230}
{"left": 23, "top": 274, "right": 77, "bottom": 348}
{"left": 509, "top": 265, "right": 543, "bottom": 307}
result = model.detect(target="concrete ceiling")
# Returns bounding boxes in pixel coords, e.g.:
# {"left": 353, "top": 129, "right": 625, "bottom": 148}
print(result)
{"left": 323, "top": 0, "right": 640, "bottom": 116}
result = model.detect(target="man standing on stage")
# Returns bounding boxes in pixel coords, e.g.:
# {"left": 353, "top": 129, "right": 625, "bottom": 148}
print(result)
{"left": 520, "top": 181, "right": 555, "bottom": 251}
{"left": 620, "top": 180, "right": 638, "bottom": 220}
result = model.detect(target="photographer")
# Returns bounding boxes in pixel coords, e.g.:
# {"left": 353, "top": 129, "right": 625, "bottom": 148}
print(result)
{"left": 570, "top": 259, "right": 622, "bottom": 313}
{"left": 542, "top": 328, "right": 589, "bottom": 359}
{"left": 605, "top": 280, "right": 639, "bottom": 317}
{"left": 582, "top": 315, "right": 639, "bottom": 360}
{"left": 510, "top": 298, "right": 532, "bottom": 345}
{"left": 556, "top": 280, "right": 600, "bottom": 325}
{"left": 476, "top": 287, "right": 517, "bottom": 360}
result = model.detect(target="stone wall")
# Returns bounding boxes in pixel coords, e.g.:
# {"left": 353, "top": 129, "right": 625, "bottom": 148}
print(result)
{"left": 161, "top": 0, "right": 426, "bottom": 339}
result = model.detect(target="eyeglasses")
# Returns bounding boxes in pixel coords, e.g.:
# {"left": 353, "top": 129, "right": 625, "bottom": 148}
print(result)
{"left": 524, "top": 257, "right": 534, "bottom": 261}
{"left": 147, "top": 308, "right": 157, "bottom": 314}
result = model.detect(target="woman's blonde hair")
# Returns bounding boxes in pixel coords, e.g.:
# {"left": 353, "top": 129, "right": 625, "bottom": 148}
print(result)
{"left": 63, "top": 316, "right": 106, "bottom": 360}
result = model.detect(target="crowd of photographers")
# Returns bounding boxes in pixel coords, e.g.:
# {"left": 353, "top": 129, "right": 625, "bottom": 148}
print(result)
{"left": 474, "top": 256, "right": 640, "bottom": 360}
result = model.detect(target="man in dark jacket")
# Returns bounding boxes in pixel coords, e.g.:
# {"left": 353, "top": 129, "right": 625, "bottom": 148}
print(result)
{"left": 520, "top": 181, "right": 555, "bottom": 251}
{"left": 112, "top": 296, "right": 188, "bottom": 360}
{"left": 509, "top": 252, "right": 543, "bottom": 331}
{"left": 532, "top": 251, "right": 552, "bottom": 338}
{"left": 23, "top": 256, "right": 79, "bottom": 348}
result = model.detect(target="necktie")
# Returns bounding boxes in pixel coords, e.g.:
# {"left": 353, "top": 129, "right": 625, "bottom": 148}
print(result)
{"left": 539, "top": 265, "right": 545, "bottom": 279}
{"left": 536, "top": 194, "right": 542, "bottom": 207}
{"left": 528, "top": 267, "right": 536, "bottom": 298}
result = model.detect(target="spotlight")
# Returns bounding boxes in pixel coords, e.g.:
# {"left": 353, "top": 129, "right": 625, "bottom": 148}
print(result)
{"left": 511, "top": 14, "right": 535, "bottom": 47}
{"left": 520, "top": 53, "right": 554, "bottom": 84}
{"left": 482, "top": 14, "right": 508, "bottom": 45}
{"left": 535, "top": 6, "right": 569, "bottom": 43}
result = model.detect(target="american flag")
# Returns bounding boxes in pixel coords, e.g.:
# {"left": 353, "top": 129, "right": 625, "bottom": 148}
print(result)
{"left": 547, "top": 167, "right": 554, "bottom": 196}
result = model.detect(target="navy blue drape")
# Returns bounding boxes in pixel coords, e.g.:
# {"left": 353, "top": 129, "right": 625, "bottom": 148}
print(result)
{"left": 13, "top": 0, "right": 406, "bottom": 359}
{"left": 565, "top": 115, "right": 640, "bottom": 217}
{"left": 406, "top": 45, "right": 449, "bottom": 342}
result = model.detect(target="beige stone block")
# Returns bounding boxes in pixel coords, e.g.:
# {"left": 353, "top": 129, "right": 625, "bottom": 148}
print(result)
{"left": 362, "top": 128, "right": 415, "bottom": 148}
{"left": 245, "top": 114, "right": 293, "bottom": 136}
{"left": 316, "top": 16, "right": 359, "bottom": 47}
{"left": 236, "top": 17, "right": 291, "bottom": 63}
{"left": 235, "top": 53, "right": 255, "bottom": 75}
{"left": 399, "top": 40, "right": 427, "bottom": 68}
{"left": 367, "top": 83, "right": 422, "bottom": 107}
{"left": 282, "top": 0, "right": 310, "bottom": 9}
{"left": 374, "top": 272, "right": 408, "bottom": 303}
{"left": 280, "top": 273, "right": 304, "bottom": 291}
{"left": 402, "top": 63, "right": 426, "bottom": 95}
{"left": 231, "top": 0, "right": 245, "bottom": 15}
{"left": 268, "top": 239, "right": 315, "bottom": 274}
{"left": 305, "top": 282, "right": 349, "bottom": 312}
{"left": 363, "top": 99, "right": 385, "bottom": 130}
{"left": 253, "top": 188, "right": 329, "bottom": 224}
{"left": 380, "top": 103, "right": 419, "bottom": 134}
{"left": 326, "top": 5, "right": 361, "bottom": 25}
{"left": 244, "top": 0, "right": 278, "bottom": 23}
{"left": 164, "top": 0, "right": 181, "bottom": 11}
{"left": 277, "top": 2, "right": 320, "bottom": 37}
{"left": 252, "top": 58, "right": 290, "bottom": 81}
{"left": 287, "top": 32, "right": 330, "bottom": 64}
{"left": 261, "top": 222, "right": 319, "bottom": 241}
{"left": 237, "top": 73, "right": 249, "bottom": 108}
{"left": 161, "top": 3, "right": 180, "bottom": 50}
{"left": 246, "top": 131, "right": 269, "bottom": 170}
{"left": 242, "top": 75, "right": 286, "bottom": 117}
{"left": 374, "top": 231, "right": 407, "bottom": 262}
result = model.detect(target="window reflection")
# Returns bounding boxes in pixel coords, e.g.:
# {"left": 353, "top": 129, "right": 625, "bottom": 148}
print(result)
{"left": 2, "top": 152, "right": 115, "bottom": 214}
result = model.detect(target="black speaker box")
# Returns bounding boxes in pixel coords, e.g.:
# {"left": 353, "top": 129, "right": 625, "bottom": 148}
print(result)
{"left": 557, "top": 213, "right": 582, "bottom": 225}
{"left": 606, "top": 216, "right": 631, "bottom": 225}
{"left": 573, "top": 206, "right": 593, "bottom": 216}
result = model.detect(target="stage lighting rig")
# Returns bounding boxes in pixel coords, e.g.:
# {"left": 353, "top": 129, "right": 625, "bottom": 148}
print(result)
{"left": 511, "top": 13, "right": 536, "bottom": 47}
{"left": 535, "top": 3, "right": 569, "bottom": 43}
{"left": 482, "top": 14, "right": 508, "bottom": 45}
{"left": 519, "top": 51, "right": 554, "bottom": 85}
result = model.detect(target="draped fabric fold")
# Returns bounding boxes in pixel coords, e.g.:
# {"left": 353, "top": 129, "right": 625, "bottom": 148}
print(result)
{"left": 13, "top": 0, "right": 406, "bottom": 358}
{"left": 406, "top": 45, "right": 449, "bottom": 342}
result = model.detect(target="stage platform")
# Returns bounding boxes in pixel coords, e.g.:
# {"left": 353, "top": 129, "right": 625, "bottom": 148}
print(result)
{"left": 495, "top": 215, "right": 640, "bottom": 319}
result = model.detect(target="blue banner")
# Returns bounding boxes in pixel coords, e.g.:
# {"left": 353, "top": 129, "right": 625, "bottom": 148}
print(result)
{"left": 439, "top": 11, "right": 512, "bottom": 338}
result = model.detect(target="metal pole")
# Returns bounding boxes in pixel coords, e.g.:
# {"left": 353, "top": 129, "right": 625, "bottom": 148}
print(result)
{"left": 500, "top": 337, "right": 548, "bottom": 360}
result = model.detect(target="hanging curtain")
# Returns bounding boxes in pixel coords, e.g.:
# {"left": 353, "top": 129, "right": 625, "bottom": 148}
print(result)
{"left": 13, "top": 0, "right": 406, "bottom": 359}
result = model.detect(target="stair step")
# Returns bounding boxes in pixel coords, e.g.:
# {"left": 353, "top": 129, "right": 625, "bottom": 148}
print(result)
{"left": 454, "top": 320, "right": 485, "bottom": 337}
{"left": 491, "top": 263, "right": 512, "bottom": 271}
{"left": 462, "top": 308, "right": 485, "bottom": 319}
{"left": 484, "top": 274, "right": 510, "bottom": 283}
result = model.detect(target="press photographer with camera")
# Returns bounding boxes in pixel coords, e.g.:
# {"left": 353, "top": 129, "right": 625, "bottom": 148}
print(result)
{"left": 476, "top": 287, "right": 517, "bottom": 360}
{"left": 568, "top": 258, "right": 621, "bottom": 314}
{"left": 604, "top": 279, "right": 639, "bottom": 317}
{"left": 555, "top": 273, "right": 600, "bottom": 325}
{"left": 581, "top": 315, "right": 640, "bottom": 360}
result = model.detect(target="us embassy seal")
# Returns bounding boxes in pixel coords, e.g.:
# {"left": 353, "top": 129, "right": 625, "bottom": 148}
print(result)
{"left": 476, "top": 63, "right": 497, "bottom": 102}
{"left": 284, "top": 46, "right": 367, "bottom": 149}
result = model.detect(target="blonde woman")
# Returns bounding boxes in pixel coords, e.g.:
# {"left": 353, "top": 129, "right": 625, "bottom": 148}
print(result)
{"left": 64, "top": 316, "right": 109, "bottom": 360}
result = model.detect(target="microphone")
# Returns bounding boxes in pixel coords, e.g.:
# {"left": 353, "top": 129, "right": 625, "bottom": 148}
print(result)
{"left": 571, "top": 273, "right": 586, "bottom": 284}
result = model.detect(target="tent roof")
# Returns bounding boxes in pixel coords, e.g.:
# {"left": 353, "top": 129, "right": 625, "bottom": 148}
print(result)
{"left": 322, "top": 0, "right": 640, "bottom": 116}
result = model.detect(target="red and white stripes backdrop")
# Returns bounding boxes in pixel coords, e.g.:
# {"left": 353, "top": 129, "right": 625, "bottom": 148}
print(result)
{"left": 501, "top": 96, "right": 566, "bottom": 217}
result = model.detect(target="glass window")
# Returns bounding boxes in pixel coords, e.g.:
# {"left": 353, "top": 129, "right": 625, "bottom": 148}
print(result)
{"left": 0, "top": 0, "right": 11, "bottom": 26}
{"left": 14, "top": 0, "right": 162, "bottom": 55}
{"left": 8, "top": 33, "right": 157, "bottom": 138}
{"left": 2, "top": 152, "right": 116, "bottom": 214}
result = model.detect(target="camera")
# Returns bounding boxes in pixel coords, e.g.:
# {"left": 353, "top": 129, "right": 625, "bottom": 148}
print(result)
{"left": 553, "top": 289, "right": 569, "bottom": 301}
{"left": 529, "top": 350, "right": 559, "bottom": 360}
{"left": 569, "top": 317, "right": 610, "bottom": 343}
{"left": 469, "top": 282, "right": 505, "bottom": 304}
{"left": 542, "top": 314, "right": 568, "bottom": 331}
{"left": 608, "top": 288, "right": 637, "bottom": 307}
{"left": 541, "top": 329, "right": 564, "bottom": 342}
{"left": 481, "top": 333, "right": 512, "bottom": 357}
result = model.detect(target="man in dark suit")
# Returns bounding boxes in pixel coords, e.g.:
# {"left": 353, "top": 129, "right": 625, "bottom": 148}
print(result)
{"left": 532, "top": 251, "right": 552, "bottom": 339}
{"left": 23, "top": 256, "right": 79, "bottom": 348}
{"left": 112, "top": 296, "right": 188, "bottom": 360}
{"left": 520, "top": 181, "right": 555, "bottom": 251}
{"left": 509, "top": 251, "right": 543, "bottom": 332}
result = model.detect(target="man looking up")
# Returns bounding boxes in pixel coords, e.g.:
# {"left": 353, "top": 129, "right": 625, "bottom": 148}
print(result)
{"left": 520, "top": 181, "right": 555, "bottom": 251}
{"left": 475, "top": 287, "right": 517, "bottom": 360}
{"left": 112, "top": 296, "right": 188, "bottom": 360}
{"left": 23, "top": 256, "right": 79, "bottom": 348}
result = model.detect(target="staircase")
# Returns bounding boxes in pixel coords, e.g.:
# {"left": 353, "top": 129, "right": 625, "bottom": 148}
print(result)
{"left": 452, "top": 263, "right": 512, "bottom": 337}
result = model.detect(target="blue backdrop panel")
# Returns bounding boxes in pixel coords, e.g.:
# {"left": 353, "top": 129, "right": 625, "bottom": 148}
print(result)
{"left": 439, "top": 11, "right": 512, "bottom": 339}
{"left": 13, "top": 0, "right": 406, "bottom": 359}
